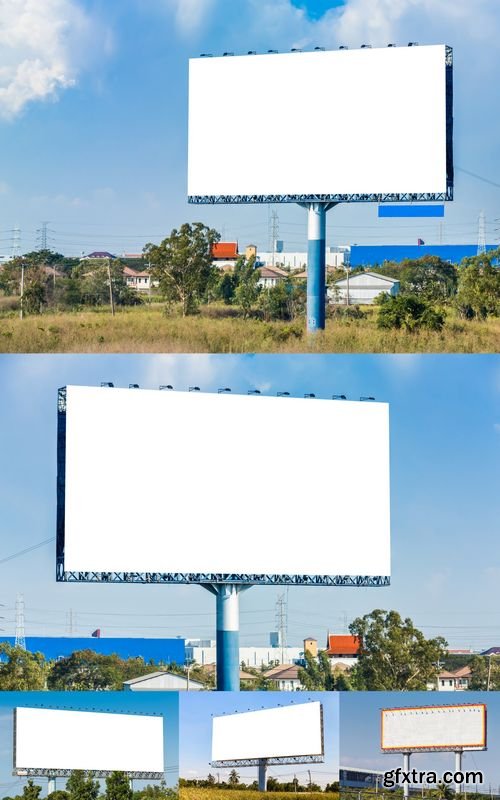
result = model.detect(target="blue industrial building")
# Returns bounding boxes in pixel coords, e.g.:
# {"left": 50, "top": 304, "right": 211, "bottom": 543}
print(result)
{"left": 0, "top": 636, "right": 185, "bottom": 664}
{"left": 349, "top": 244, "right": 497, "bottom": 268}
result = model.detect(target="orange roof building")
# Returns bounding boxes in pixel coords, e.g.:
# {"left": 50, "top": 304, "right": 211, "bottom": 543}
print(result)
{"left": 211, "top": 242, "right": 239, "bottom": 260}
{"left": 326, "top": 634, "right": 361, "bottom": 657}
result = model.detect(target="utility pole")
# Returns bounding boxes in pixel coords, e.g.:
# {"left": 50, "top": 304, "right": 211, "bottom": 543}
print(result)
{"left": 37, "top": 221, "right": 50, "bottom": 251}
{"left": 268, "top": 208, "right": 279, "bottom": 268}
{"left": 11, "top": 226, "right": 21, "bottom": 258}
{"left": 107, "top": 258, "right": 115, "bottom": 316}
{"left": 19, "top": 259, "right": 25, "bottom": 320}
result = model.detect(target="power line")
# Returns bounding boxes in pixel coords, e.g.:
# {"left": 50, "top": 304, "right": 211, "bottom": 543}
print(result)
{"left": 0, "top": 536, "right": 55, "bottom": 566}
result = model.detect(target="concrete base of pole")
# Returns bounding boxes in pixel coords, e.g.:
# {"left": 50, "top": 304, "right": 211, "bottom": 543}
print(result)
{"left": 258, "top": 759, "right": 268, "bottom": 792}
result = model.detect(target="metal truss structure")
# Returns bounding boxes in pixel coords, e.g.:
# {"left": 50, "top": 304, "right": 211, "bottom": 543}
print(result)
{"left": 188, "top": 190, "right": 453, "bottom": 205}
{"left": 14, "top": 769, "right": 163, "bottom": 779}
{"left": 211, "top": 755, "right": 325, "bottom": 768}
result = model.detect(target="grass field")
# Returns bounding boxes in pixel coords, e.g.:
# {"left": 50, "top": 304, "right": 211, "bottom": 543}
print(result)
{"left": 179, "top": 790, "right": 337, "bottom": 800}
{"left": 0, "top": 302, "right": 498, "bottom": 353}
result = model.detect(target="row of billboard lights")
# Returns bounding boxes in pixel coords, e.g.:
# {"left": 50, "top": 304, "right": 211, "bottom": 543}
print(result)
{"left": 199, "top": 43, "right": 419, "bottom": 57}
{"left": 100, "top": 382, "right": 375, "bottom": 401}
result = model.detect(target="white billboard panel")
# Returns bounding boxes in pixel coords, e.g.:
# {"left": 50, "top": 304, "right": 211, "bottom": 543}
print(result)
{"left": 212, "top": 702, "right": 323, "bottom": 762}
{"left": 14, "top": 708, "right": 164, "bottom": 773}
{"left": 60, "top": 386, "right": 391, "bottom": 580}
{"left": 381, "top": 705, "right": 487, "bottom": 752}
{"left": 188, "top": 45, "right": 450, "bottom": 198}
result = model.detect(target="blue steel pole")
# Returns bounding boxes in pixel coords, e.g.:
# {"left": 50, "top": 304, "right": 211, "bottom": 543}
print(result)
{"left": 302, "top": 202, "right": 337, "bottom": 333}
{"left": 216, "top": 584, "right": 240, "bottom": 691}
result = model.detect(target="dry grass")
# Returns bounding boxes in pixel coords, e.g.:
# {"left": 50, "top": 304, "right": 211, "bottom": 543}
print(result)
{"left": 179, "top": 790, "right": 335, "bottom": 800}
{"left": 0, "top": 303, "right": 498, "bottom": 353}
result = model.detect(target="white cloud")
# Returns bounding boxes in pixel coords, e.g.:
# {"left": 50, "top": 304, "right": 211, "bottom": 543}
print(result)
{"left": 165, "top": 0, "right": 217, "bottom": 36}
{"left": 0, "top": 0, "right": 101, "bottom": 119}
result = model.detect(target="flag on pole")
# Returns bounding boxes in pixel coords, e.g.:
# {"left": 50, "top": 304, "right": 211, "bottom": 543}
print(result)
{"left": 91, "top": 629, "right": 101, "bottom": 638}
{"left": 417, "top": 238, "right": 425, "bottom": 246}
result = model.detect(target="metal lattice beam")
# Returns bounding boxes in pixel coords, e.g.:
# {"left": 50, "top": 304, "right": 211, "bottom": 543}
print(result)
{"left": 211, "top": 755, "right": 325, "bottom": 768}
{"left": 14, "top": 769, "right": 164, "bottom": 779}
{"left": 57, "top": 570, "right": 390, "bottom": 586}
{"left": 188, "top": 190, "right": 453, "bottom": 205}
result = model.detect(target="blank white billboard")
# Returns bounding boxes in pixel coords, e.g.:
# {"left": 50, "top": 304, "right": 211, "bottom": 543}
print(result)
{"left": 212, "top": 702, "right": 323, "bottom": 762}
{"left": 14, "top": 708, "right": 165, "bottom": 774}
{"left": 188, "top": 45, "right": 450, "bottom": 198}
{"left": 61, "top": 386, "right": 390, "bottom": 580}
{"left": 381, "top": 705, "right": 487, "bottom": 752}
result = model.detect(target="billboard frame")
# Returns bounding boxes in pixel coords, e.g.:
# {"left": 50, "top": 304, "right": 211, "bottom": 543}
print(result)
{"left": 12, "top": 708, "right": 164, "bottom": 781}
{"left": 188, "top": 46, "right": 453, "bottom": 206}
{"left": 380, "top": 703, "right": 488, "bottom": 754}
{"left": 211, "top": 702, "right": 325, "bottom": 768}
{"left": 55, "top": 386, "right": 390, "bottom": 588}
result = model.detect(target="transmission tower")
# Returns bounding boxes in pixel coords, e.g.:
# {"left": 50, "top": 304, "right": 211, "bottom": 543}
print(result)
{"left": 15, "top": 594, "right": 26, "bottom": 650}
{"left": 477, "top": 210, "right": 486, "bottom": 255}
{"left": 275, "top": 592, "right": 288, "bottom": 664}
{"left": 36, "top": 221, "right": 53, "bottom": 252}
{"left": 268, "top": 207, "right": 279, "bottom": 267}
{"left": 11, "top": 227, "right": 21, "bottom": 257}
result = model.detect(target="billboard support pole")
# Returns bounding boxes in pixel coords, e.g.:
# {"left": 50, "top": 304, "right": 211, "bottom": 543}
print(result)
{"left": 299, "top": 202, "right": 337, "bottom": 333}
{"left": 48, "top": 776, "right": 56, "bottom": 795}
{"left": 258, "top": 759, "right": 268, "bottom": 792}
{"left": 203, "top": 583, "right": 251, "bottom": 691}
{"left": 402, "top": 753, "right": 411, "bottom": 800}
{"left": 455, "top": 751, "right": 462, "bottom": 795}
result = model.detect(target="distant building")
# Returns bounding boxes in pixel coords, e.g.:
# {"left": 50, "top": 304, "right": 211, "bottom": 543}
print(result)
{"left": 211, "top": 242, "right": 239, "bottom": 269}
{"left": 123, "top": 671, "right": 205, "bottom": 691}
{"left": 303, "top": 638, "right": 318, "bottom": 658}
{"left": 350, "top": 244, "right": 498, "bottom": 268}
{"left": 340, "top": 768, "right": 385, "bottom": 790}
{"left": 481, "top": 647, "right": 500, "bottom": 656}
{"left": 269, "top": 631, "right": 281, "bottom": 648}
{"left": 0, "top": 254, "right": 13, "bottom": 264}
{"left": 185, "top": 644, "right": 303, "bottom": 667}
{"left": 326, "top": 634, "right": 361, "bottom": 667}
{"left": 0, "top": 636, "right": 185, "bottom": 665}
{"left": 264, "top": 664, "right": 303, "bottom": 691}
{"left": 81, "top": 251, "right": 116, "bottom": 260}
{"left": 258, "top": 247, "right": 347, "bottom": 270}
{"left": 435, "top": 666, "right": 472, "bottom": 692}
{"left": 330, "top": 271, "right": 399, "bottom": 305}
{"left": 123, "top": 266, "right": 153, "bottom": 292}
{"left": 257, "top": 265, "right": 288, "bottom": 288}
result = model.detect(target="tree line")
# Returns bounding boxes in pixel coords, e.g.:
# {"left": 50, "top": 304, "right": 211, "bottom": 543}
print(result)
{"left": 1, "top": 609, "right": 497, "bottom": 691}
{"left": 1, "top": 229, "right": 498, "bottom": 330}
{"left": 179, "top": 776, "right": 338, "bottom": 793}
{"left": 2, "top": 772, "right": 177, "bottom": 800}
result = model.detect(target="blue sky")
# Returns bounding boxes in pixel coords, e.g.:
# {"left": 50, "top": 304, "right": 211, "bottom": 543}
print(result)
{"left": 180, "top": 692, "right": 339, "bottom": 787}
{"left": 0, "top": 691, "right": 179, "bottom": 794}
{"left": 1, "top": 0, "right": 500, "bottom": 256}
{"left": 0, "top": 353, "right": 499, "bottom": 651}
{"left": 340, "top": 692, "right": 500, "bottom": 790}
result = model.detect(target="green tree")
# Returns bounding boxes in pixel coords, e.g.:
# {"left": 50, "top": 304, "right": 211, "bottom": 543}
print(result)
{"left": 47, "top": 650, "right": 153, "bottom": 690}
{"left": 72, "top": 258, "right": 139, "bottom": 308}
{"left": 228, "top": 770, "right": 240, "bottom": 787}
{"left": 468, "top": 655, "right": 500, "bottom": 690}
{"left": 376, "top": 293, "right": 445, "bottom": 332}
{"left": 259, "top": 278, "right": 306, "bottom": 321}
{"left": 349, "top": 609, "right": 448, "bottom": 690}
{"left": 298, "top": 650, "right": 338, "bottom": 690}
{"left": 234, "top": 255, "right": 260, "bottom": 318}
{"left": 146, "top": 223, "right": 219, "bottom": 316}
{"left": 47, "top": 791, "right": 70, "bottom": 800}
{"left": 105, "top": 772, "right": 133, "bottom": 800}
{"left": 22, "top": 781, "right": 42, "bottom": 800}
{"left": 66, "top": 772, "right": 100, "bottom": 800}
{"left": 455, "top": 249, "right": 500, "bottom": 319}
{"left": 0, "top": 643, "right": 47, "bottom": 690}
{"left": 399, "top": 256, "right": 458, "bottom": 301}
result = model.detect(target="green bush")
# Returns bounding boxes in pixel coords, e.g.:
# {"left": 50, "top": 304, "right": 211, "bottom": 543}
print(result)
{"left": 376, "top": 294, "right": 444, "bottom": 332}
